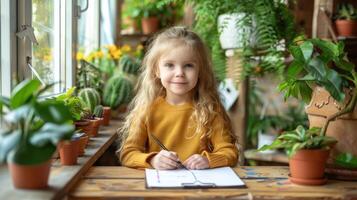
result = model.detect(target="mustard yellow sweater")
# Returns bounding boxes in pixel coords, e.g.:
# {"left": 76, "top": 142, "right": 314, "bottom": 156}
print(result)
{"left": 120, "top": 97, "right": 238, "bottom": 169}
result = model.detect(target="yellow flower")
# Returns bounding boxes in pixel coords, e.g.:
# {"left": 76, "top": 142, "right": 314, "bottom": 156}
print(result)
{"left": 76, "top": 52, "right": 84, "bottom": 60}
{"left": 136, "top": 44, "right": 144, "bottom": 51}
{"left": 43, "top": 54, "right": 52, "bottom": 62}
{"left": 121, "top": 44, "right": 131, "bottom": 52}
{"left": 95, "top": 51, "right": 104, "bottom": 58}
{"left": 85, "top": 53, "right": 95, "bottom": 62}
{"left": 107, "top": 45, "right": 117, "bottom": 53}
{"left": 111, "top": 49, "right": 122, "bottom": 60}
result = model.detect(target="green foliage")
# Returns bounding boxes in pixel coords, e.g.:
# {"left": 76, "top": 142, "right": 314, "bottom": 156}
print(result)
{"left": 0, "top": 79, "right": 74, "bottom": 165}
{"left": 189, "top": 0, "right": 297, "bottom": 81}
{"left": 103, "top": 75, "right": 134, "bottom": 109}
{"left": 334, "top": 153, "right": 357, "bottom": 169}
{"left": 125, "top": 0, "right": 184, "bottom": 28}
{"left": 119, "top": 55, "right": 141, "bottom": 75}
{"left": 278, "top": 37, "right": 357, "bottom": 104}
{"left": 335, "top": 3, "right": 357, "bottom": 20}
{"left": 78, "top": 88, "right": 101, "bottom": 114}
{"left": 259, "top": 126, "right": 337, "bottom": 157}
{"left": 56, "top": 87, "right": 86, "bottom": 121}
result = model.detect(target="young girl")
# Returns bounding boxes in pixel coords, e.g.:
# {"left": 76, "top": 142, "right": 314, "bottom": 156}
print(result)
{"left": 118, "top": 26, "right": 238, "bottom": 170}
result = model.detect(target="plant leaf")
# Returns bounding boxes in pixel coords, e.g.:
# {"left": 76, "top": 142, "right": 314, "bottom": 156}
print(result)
{"left": 300, "top": 41, "right": 313, "bottom": 61}
{"left": 35, "top": 100, "right": 73, "bottom": 124}
{"left": 30, "top": 123, "right": 74, "bottom": 147}
{"left": 10, "top": 79, "right": 41, "bottom": 109}
{"left": 0, "top": 130, "right": 21, "bottom": 163}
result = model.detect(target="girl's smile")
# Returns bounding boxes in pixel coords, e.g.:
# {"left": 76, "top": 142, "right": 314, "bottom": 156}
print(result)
{"left": 157, "top": 43, "right": 199, "bottom": 105}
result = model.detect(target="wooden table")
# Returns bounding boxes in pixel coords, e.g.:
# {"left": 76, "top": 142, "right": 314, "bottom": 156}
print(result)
{"left": 0, "top": 119, "right": 121, "bottom": 200}
{"left": 69, "top": 166, "right": 357, "bottom": 200}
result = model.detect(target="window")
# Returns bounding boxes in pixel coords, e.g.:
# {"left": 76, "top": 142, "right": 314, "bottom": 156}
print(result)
{"left": 17, "top": 0, "right": 77, "bottom": 94}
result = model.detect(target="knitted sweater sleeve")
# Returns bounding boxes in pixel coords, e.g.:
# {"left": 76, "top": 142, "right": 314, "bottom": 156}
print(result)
{"left": 119, "top": 122, "right": 157, "bottom": 169}
{"left": 201, "top": 116, "right": 239, "bottom": 168}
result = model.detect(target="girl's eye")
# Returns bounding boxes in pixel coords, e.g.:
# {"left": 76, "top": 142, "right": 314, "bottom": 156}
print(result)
{"left": 164, "top": 63, "right": 174, "bottom": 68}
{"left": 185, "top": 64, "right": 194, "bottom": 68}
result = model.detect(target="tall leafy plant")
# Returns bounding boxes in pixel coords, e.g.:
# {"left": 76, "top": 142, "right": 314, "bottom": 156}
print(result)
{"left": 278, "top": 37, "right": 357, "bottom": 136}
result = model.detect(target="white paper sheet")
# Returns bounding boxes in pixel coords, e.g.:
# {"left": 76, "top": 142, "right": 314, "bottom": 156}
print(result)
{"left": 145, "top": 167, "right": 245, "bottom": 188}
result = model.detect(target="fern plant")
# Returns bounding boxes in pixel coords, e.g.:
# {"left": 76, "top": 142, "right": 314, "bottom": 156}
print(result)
{"left": 188, "top": 0, "right": 297, "bottom": 81}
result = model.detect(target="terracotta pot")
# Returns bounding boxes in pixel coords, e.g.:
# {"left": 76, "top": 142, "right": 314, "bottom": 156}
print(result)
{"left": 88, "top": 118, "right": 101, "bottom": 137}
{"left": 102, "top": 107, "right": 111, "bottom": 126}
{"left": 141, "top": 17, "right": 159, "bottom": 34}
{"left": 290, "top": 149, "right": 330, "bottom": 179}
{"left": 96, "top": 117, "right": 104, "bottom": 126}
{"left": 8, "top": 160, "right": 51, "bottom": 189}
{"left": 78, "top": 134, "right": 89, "bottom": 156}
{"left": 58, "top": 140, "right": 79, "bottom": 165}
{"left": 335, "top": 20, "right": 357, "bottom": 37}
{"left": 305, "top": 87, "right": 357, "bottom": 162}
{"left": 74, "top": 119, "right": 92, "bottom": 136}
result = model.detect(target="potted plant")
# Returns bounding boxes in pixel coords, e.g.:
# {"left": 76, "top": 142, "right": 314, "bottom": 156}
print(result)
{"left": 0, "top": 79, "right": 75, "bottom": 189}
{"left": 334, "top": 3, "right": 357, "bottom": 37}
{"left": 259, "top": 126, "right": 337, "bottom": 185}
{"left": 188, "top": 0, "right": 297, "bottom": 81}
{"left": 277, "top": 36, "right": 357, "bottom": 179}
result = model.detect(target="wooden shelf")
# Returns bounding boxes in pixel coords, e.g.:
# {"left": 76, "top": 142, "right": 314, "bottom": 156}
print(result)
{"left": 0, "top": 119, "right": 122, "bottom": 200}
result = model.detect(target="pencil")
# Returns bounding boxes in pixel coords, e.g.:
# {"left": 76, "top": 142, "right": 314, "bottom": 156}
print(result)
{"left": 149, "top": 133, "right": 188, "bottom": 170}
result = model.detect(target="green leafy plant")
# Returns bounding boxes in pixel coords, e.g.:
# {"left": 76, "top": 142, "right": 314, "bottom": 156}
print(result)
{"left": 335, "top": 3, "right": 357, "bottom": 20}
{"left": 278, "top": 36, "right": 357, "bottom": 135}
{"left": 259, "top": 126, "right": 337, "bottom": 157}
{"left": 56, "top": 87, "right": 86, "bottom": 121}
{"left": 125, "top": 0, "right": 183, "bottom": 27}
{"left": 0, "top": 79, "right": 75, "bottom": 165}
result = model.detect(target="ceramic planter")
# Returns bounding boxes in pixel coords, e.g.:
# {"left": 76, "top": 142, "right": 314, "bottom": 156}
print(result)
{"left": 141, "top": 17, "right": 159, "bottom": 34}
{"left": 8, "top": 160, "right": 51, "bottom": 189}
{"left": 102, "top": 107, "right": 111, "bottom": 126}
{"left": 218, "top": 13, "right": 250, "bottom": 49}
{"left": 289, "top": 149, "right": 330, "bottom": 185}
{"left": 335, "top": 19, "right": 357, "bottom": 37}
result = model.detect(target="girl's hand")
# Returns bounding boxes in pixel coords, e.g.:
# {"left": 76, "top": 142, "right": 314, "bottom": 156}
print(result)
{"left": 183, "top": 154, "right": 209, "bottom": 170}
{"left": 150, "top": 150, "right": 181, "bottom": 170}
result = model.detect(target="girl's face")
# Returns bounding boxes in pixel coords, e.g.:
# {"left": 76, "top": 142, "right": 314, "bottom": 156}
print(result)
{"left": 157, "top": 44, "right": 199, "bottom": 104}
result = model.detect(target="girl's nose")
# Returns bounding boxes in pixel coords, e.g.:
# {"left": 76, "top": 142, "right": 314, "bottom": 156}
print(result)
{"left": 175, "top": 66, "right": 185, "bottom": 77}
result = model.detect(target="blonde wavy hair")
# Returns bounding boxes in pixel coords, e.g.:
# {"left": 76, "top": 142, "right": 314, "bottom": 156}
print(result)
{"left": 119, "top": 26, "right": 236, "bottom": 151}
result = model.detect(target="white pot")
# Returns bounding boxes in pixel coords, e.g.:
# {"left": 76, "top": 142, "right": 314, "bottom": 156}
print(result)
{"left": 258, "top": 131, "right": 276, "bottom": 154}
{"left": 218, "top": 13, "right": 249, "bottom": 49}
